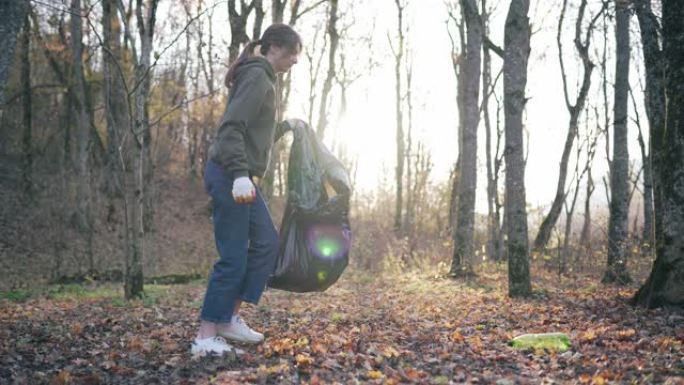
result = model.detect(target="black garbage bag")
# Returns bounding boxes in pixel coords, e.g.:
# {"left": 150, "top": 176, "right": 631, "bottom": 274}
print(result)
{"left": 268, "top": 122, "right": 352, "bottom": 292}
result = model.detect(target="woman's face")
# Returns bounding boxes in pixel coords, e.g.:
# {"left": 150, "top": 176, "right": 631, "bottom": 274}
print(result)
{"left": 268, "top": 44, "right": 301, "bottom": 73}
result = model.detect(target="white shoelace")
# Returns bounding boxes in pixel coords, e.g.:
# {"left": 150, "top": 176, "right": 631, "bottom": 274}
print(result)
{"left": 233, "top": 316, "right": 245, "bottom": 326}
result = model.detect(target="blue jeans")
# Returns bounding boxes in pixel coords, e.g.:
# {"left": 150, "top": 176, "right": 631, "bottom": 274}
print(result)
{"left": 199, "top": 160, "right": 279, "bottom": 323}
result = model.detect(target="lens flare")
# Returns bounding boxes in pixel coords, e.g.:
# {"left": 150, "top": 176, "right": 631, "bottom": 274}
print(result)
{"left": 306, "top": 223, "right": 350, "bottom": 260}
{"left": 317, "top": 270, "right": 328, "bottom": 282}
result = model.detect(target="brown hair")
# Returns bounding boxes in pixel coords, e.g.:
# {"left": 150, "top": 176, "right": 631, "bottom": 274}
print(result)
{"left": 224, "top": 23, "right": 302, "bottom": 88}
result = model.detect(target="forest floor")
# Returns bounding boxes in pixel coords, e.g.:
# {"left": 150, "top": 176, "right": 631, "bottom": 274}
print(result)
{"left": 1, "top": 265, "right": 683, "bottom": 385}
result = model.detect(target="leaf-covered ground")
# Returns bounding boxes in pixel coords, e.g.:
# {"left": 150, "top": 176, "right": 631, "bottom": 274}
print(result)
{"left": 1, "top": 267, "right": 683, "bottom": 385}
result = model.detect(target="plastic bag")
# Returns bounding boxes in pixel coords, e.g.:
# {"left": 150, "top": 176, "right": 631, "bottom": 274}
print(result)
{"left": 268, "top": 122, "right": 352, "bottom": 292}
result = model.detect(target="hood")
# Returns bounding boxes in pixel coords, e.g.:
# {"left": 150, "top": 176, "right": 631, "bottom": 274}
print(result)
{"left": 235, "top": 56, "right": 276, "bottom": 83}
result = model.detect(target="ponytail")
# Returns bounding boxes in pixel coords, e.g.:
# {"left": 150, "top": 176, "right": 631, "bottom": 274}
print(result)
{"left": 224, "top": 40, "right": 261, "bottom": 88}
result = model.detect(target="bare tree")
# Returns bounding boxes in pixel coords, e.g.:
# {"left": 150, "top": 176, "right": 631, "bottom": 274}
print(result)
{"left": 503, "top": 0, "right": 531, "bottom": 297}
{"left": 630, "top": 87, "right": 653, "bottom": 251}
{"left": 404, "top": 55, "right": 415, "bottom": 232}
{"left": 113, "top": 0, "right": 160, "bottom": 298}
{"left": 30, "top": 10, "right": 73, "bottom": 168}
{"left": 102, "top": 0, "right": 129, "bottom": 204}
{"left": 482, "top": 0, "right": 503, "bottom": 262}
{"left": 0, "top": 0, "right": 29, "bottom": 109}
{"left": 600, "top": 8, "right": 613, "bottom": 207}
{"left": 603, "top": 0, "right": 632, "bottom": 285}
{"left": 578, "top": 166, "right": 595, "bottom": 261}
{"left": 196, "top": 0, "right": 219, "bottom": 178}
{"left": 563, "top": 118, "right": 598, "bottom": 273}
{"left": 409, "top": 141, "right": 433, "bottom": 234}
{"left": 391, "top": 0, "right": 407, "bottom": 234}
{"left": 634, "top": 0, "right": 662, "bottom": 253}
{"left": 533, "top": 0, "right": 606, "bottom": 252}
{"left": 450, "top": 0, "right": 482, "bottom": 278}
{"left": 446, "top": 4, "right": 466, "bottom": 236}
{"left": 632, "top": 0, "right": 684, "bottom": 309}
{"left": 20, "top": 11, "right": 32, "bottom": 198}
{"left": 272, "top": 0, "right": 287, "bottom": 22}
{"left": 578, "top": 107, "right": 598, "bottom": 264}
{"left": 228, "top": 0, "right": 255, "bottom": 63}
{"left": 70, "top": 0, "right": 94, "bottom": 273}
{"left": 253, "top": 0, "right": 265, "bottom": 39}
{"left": 316, "top": 0, "right": 339, "bottom": 139}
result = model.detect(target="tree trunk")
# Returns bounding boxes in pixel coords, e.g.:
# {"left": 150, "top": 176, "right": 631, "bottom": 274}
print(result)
{"left": 635, "top": 0, "right": 662, "bottom": 253}
{"left": 201, "top": 6, "right": 216, "bottom": 179}
{"left": 562, "top": 162, "right": 583, "bottom": 274}
{"left": 579, "top": 168, "right": 594, "bottom": 260}
{"left": 124, "top": 0, "right": 160, "bottom": 299}
{"left": 228, "top": 0, "right": 253, "bottom": 64}
{"left": 632, "top": 0, "right": 684, "bottom": 308}
{"left": 0, "top": 0, "right": 28, "bottom": 108}
{"left": 603, "top": 0, "right": 632, "bottom": 284}
{"left": 503, "top": 0, "right": 531, "bottom": 297}
{"left": 140, "top": 0, "right": 160, "bottom": 294}
{"left": 70, "top": 0, "right": 94, "bottom": 273}
{"left": 482, "top": 0, "right": 501, "bottom": 262}
{"left": 404, "top": 61, "right": 414, "bottom": 232}
{"left": 641, "top": 155, "right": 654, "bottom": 248}
{"left": 494, "top": 100, "right": 505, "bottom": 261}
{"left": 253, "top": 0, "right": 265, "bottom": 39}
{"left": 102, "top": 0, "right": 128, "bottom": 202}
{"left": 272, "top": 0, "right": 286, "bottom": 23}
{"left": 446, "top": 8, "right": 465, "bottom": 237}
{"left": 20, "top": 13, "right": 32, "bottom": 198}
{"left": 316, "top": 0, "right": 339, "bottom": 139}
{"left": 393, "top": 0, "right": 406, "bottom": 234}
{"left": 633, "top": 91, "right": 654, "bottom": 251}
{"left": 450, "top": 0, "right": 481, "bottom": 278}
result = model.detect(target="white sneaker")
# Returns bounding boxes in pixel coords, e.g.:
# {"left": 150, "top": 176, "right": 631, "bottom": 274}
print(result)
{"left": 218, "top": 315, "right": 264, "bottom": 344}
{"left": 190, "top": 336, "right": 244, "bottom": 358}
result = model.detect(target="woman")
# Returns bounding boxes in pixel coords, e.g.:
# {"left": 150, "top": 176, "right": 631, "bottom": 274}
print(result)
{"left": 192, "top": 23, "right": 303, "bottom": 357}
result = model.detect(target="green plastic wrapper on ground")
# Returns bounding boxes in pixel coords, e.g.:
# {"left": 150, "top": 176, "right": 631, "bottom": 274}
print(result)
{"left": 510, "top": 332, "right": 571, "bottom": 352}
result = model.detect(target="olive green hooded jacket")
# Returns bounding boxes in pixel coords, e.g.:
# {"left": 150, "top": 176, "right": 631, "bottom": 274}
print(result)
{"left": 208, "top": 56, "right": 287, "bottom": 178}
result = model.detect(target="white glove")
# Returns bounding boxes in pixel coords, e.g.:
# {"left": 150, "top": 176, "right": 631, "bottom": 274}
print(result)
{"left": 232, "top": 176, "right": 256, "bottom": 204}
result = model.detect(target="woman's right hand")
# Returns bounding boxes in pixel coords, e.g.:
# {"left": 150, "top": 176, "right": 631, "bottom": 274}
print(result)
{"left": 232, "top": 177, "right": 256, "bottom": 204}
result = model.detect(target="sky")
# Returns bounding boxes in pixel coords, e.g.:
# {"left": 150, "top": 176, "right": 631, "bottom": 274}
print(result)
{"left": 283, "top": 0, "right": 649, "bottom": 215}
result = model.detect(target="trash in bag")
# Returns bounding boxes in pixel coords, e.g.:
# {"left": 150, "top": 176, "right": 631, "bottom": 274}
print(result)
{"left": 268, "top": 122, "right": 352, "bottom": 292}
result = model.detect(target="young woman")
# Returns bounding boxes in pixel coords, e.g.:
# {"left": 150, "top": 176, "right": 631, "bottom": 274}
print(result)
{"left": 192, "top": 23, "right": 303, "bottom": 357}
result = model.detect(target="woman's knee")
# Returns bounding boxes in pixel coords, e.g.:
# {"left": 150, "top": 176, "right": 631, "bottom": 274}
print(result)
{"left": 252, "top": 228, "right": 279, "bottom": 256}
{"left": 213, "top": 257, "right": 247, "bottom": 279}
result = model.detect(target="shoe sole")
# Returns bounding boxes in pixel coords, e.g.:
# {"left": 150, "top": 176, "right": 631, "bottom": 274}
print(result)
{"left": 217, "top": 332, "right": 264, "bottom": 345}
{"left": 191, "top": 348, "right": 244, "bottom": 359}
